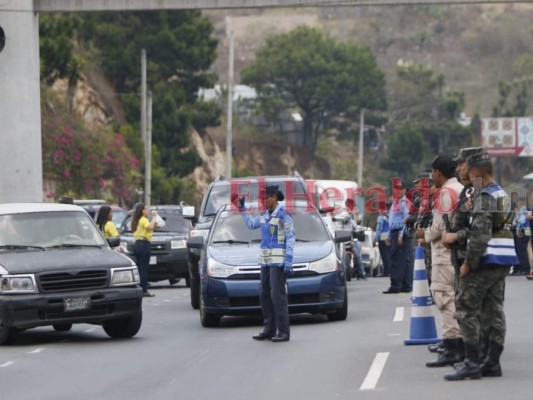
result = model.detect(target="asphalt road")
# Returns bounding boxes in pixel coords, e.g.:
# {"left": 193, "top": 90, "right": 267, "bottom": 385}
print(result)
{"left": 0, "top": 276, "right": 531, "bottom": 400}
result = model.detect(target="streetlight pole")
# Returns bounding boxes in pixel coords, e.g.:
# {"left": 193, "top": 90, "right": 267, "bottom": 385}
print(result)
{"left": 225, "top": 22, "right": 234, "bottom": 179}
{"left": 357, "top": 108, "right": 364, "bottom": 186}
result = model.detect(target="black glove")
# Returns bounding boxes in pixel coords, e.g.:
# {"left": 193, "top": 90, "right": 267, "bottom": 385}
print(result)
{"left": 238, "top": 196, "right": 245, "bottom": 210}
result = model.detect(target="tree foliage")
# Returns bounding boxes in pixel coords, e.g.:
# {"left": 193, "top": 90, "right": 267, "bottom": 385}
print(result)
{"left": 241, "top": 26, "right": 387, "bottom": 154}
{"left": 380, "top": 123, "right": 425, "bottom": 181}
{"left": 76, "top": 10, "right": 220, "bottom": 203}
{"left": 41, "top": 91, "right": 141, "bottom": 204}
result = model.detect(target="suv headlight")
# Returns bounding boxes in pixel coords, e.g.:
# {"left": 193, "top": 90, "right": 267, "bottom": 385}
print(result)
{"left": 171, "top": 239, "right": 186, "bottom": 249}
{"left": 111, "top": 267, "right": 140, "bottom": 286}
{"left": 309, "top": 252, "right": 338, "bottom": 274}
{"left": 190, "top": 229, "right": 209, "bottom": 238}
{"left": 207, "top": 258, "right": 238, "bottom": 278}
{"left": 0, "top": 274, "right": 37, "bottom": 294}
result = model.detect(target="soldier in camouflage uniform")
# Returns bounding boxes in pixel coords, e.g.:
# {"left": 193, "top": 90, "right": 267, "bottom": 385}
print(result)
{"left": 444, "top": 149, "right": 519, "bottom": 381}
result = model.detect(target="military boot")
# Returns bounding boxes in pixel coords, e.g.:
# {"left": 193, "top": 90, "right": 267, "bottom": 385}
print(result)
{"left": 428, "top": 341, "right": 445, "bottom": 353}
{"left": 444, "top": 342, "right": 482, "bottom": 381}
{"left": 480, "top": 341, "right": 503, "bottom": 377}
{"left": 444, "top": 359, "right": 482, "bottom": 381}
{"left": 426, "top": 338, "right": 464, "bottom": 368}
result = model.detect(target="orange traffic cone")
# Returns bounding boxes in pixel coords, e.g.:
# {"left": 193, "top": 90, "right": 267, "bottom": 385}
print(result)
{"left": 404, "top": 246, "right": 440, "bottom": 345}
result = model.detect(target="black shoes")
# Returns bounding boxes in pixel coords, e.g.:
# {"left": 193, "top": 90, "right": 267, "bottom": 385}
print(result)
{"left": 271, "top": 334, "right": 290, "bottom": 342}
{"left": 383, "top": 288, "right": 400, "bottom": 294}
{"left": 252, "top": 332, "right": 273, "bottom": 341}
{"left": 428, "top": 341, "right": 445, "bottom": 353}
{"left": 480, "top": 360, "right": 503, "bottom": 377}
{"left": 142, "top": 291, "right": 154, "bottom": 297}
{"left": 444, "top": 360, "right": 482, "bottom": 381}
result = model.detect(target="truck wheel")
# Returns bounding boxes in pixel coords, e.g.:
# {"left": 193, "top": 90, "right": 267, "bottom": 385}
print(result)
{"left": 53, "top": 323, "right": 72, "bottom": 332}
{"left": 0, "top": 322, "right": 18, "bottom": 345}
{"left": 190, "top": 274, "right": 200, "bottom": 310}
{"left": 327, "top": 290, "right": 348, "bottom": 322}
{"left": 200, "top": 286, "right": 220, "bottom": 327}
{"left": 103, "top": 311, "right": 142, "bottom": 339}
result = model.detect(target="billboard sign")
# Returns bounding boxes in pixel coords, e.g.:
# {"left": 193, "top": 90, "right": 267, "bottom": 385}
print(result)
{"left": 481, "top": 117, "right": 533, "bottom": 157}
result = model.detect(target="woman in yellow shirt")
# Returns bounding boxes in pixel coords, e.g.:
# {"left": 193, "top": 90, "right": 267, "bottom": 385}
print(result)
{"left": 96, "top": 205, "right": 119, "bottom": 238}
{"left": 131, "top": 203, "right": 157, "bottom": 297}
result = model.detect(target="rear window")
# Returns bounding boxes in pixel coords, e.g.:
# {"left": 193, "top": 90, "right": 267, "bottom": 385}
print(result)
{"left": 203, "top": 179, "right": 307, "bottom": 217}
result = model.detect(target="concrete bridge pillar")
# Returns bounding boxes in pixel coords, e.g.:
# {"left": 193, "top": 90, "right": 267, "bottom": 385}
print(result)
{"left": 0, "top": 1, "right": 43, "bottom": 202}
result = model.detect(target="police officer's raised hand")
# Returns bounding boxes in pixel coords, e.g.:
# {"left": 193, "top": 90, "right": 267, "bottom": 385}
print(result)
{"left": 283, "top": 263, "right": 294, "bottom": 275}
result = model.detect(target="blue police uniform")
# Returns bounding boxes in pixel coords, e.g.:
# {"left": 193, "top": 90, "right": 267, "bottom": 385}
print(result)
{"left": 384, "top": 195, "right": 413, "bottom": 293}
{"left": 374, "top": 213, "right": 391, "bottom": 277}
{"left": 243, "top": 201, "right": 295, "bottom": 339}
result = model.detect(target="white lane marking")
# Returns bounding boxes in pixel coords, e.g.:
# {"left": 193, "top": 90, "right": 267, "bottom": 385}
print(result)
{"left": 28, "top": 348, "right": 44, "bottom": 354}
{"left": 0, "top": 361, "right": 14, "bottom": 368}
{"left": 360, "top": 352, "right": 389, "bottom": 391}
{"left": 393, "top": 307, "right": 404, "bottom": 322}
{"left": 84, "top": 328, "right": 96, "bottom": 333}
{"left": 164, "top": 300, "right": 171, "bottom": 302}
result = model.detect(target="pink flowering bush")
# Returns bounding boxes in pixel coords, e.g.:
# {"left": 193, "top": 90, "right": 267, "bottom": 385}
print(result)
{"left": 42, "top": 94, "right": 141, "bottom": 204}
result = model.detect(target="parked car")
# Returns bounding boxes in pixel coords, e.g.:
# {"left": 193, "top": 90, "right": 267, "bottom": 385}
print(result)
{"left": 73, "top": 200, "right": 127, "bottom": 227}
{"left": 187, "top": 174, "right": 309, "bottom": 309}
{"left": 0, "top": 203, "right": 143, "bottom": 345}
{"left": 186, "top": 202, "right": 351, "bottom": 327}
{"left": 120, "top": 204, "right": 194, "bottom": 286}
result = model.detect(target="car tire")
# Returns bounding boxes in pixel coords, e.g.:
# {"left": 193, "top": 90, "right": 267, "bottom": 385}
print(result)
{"left": 185, "top": 275, "right": 191, "bottom": 288}
{"left": 190, "top": 274, "right": 200, "bottom": 310}
{"left": 0, "top": 323, "right": 18, "bottom": 345}
{"left": 344, "top": 252, "right": 352, "bottom": 282}
{"left": 169, "top": 277, "right": 180, "bottom": 285}
{"left": 102, "top": 310, "right": 143, "bottom": 339}
{"left": 200, "top": 287, "right": 220, "bottom": 328}
{"left": 53, "top": 323, "right": 72, "bottom": 332}
{"left": 327, "top": 289, "right": 348, "bottom": 322}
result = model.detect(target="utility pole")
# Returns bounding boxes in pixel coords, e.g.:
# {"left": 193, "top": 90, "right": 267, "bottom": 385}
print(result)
{"left": 145, "top": 91, "right": 152, "bottom": 206}
{"left": 225, "top": 21, "right": 234, "bottom": 179}
{"left": 140, "top": 49, "right": 150, "bottom": 205}
{"left": 357, "top": 109, "right": 364, "bottom": 186}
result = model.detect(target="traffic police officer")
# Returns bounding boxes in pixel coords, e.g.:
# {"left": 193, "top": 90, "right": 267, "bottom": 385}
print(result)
{"left": 240, "top": 185, "right": 296, "bottom": 342}
{"left": 444, "top": 149, "right": 519, "bottom": 381}
{"left": 383, "top": 180, "right": 413, "bottom": 293}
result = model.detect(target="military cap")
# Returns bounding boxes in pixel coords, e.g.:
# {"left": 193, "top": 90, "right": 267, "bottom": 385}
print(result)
{"left": 467, "top": 148, "right": 491, "bottom": 169}
{"left": 453, "top": 147, "right": 483, "bottom": 163}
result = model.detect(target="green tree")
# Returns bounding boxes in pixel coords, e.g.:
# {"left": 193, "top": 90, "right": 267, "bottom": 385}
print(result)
{"left": 77, "top": 10, "right": 220, "bottom": 203}
{"left": 380, "top": 123, "right": 425, "bottom": 181}
{"left": 241, "top": 26, "right": 387, "bottom": 154}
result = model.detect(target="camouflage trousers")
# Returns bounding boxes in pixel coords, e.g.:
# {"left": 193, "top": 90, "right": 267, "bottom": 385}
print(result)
{"left": 455, "top": 265, "right": 509, "bottom": 359}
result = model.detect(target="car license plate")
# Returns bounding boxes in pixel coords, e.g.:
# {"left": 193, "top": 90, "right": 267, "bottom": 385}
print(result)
{"left": 149, "top": 256, "right": 157, "bottom": 265}
{"left": 64, "top": 297, "right": 91, "bottom": 312}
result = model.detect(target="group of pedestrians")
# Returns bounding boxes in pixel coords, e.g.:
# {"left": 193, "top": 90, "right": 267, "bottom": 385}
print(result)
{"left": 386, "top": 148, "right": 519, "bottom": 381}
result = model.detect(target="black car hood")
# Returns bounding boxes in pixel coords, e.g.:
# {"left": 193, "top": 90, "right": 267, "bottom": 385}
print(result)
{"left": 207, "top": 241, "right": 334, "bottom": 265}
{"left": 0, "top": 248, "right": 133, "bottom": 274}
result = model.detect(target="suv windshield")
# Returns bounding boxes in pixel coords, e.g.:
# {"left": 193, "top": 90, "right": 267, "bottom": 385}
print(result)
{"left": 0, "top": 211, "right": 106, "bottom": 249}
{"left": 210, "top": 208, "right": 330, "bottom": 244}
{"left": 203, "top": 179, "right": 307, "bottom": 217}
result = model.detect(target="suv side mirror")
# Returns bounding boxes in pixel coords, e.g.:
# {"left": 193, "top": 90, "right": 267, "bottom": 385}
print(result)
{"left": 107, "top": 237, "right": 120, "bottom": 248}
{"left": 334, "top": 230, "right": 352, "bottom": 243}
{"left": 187, "top": 235, "right": 204, "bottom": 249}
{"left": 182, "top": 206, "right": 195, "bottom": 219}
